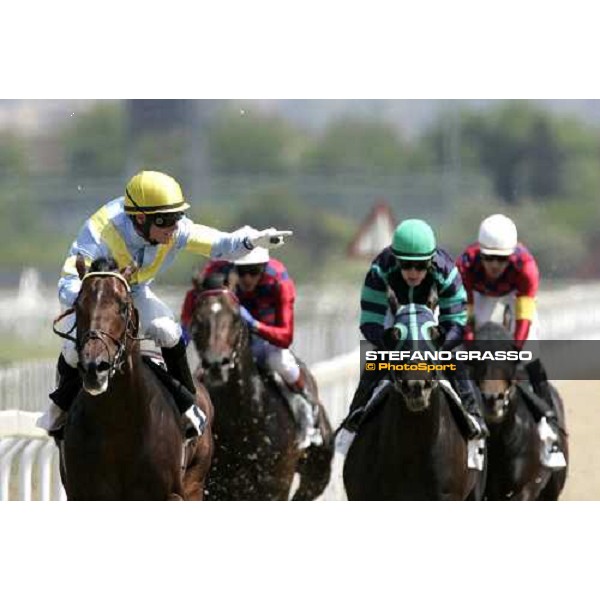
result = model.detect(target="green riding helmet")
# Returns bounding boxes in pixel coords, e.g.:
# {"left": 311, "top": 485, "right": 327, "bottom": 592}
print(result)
{"left": 391, "top": 219, "right": 437, "bottom": 260}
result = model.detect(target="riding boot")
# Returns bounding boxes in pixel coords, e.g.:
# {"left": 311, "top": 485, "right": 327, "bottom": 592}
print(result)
{"left": 161, "top": 339, "right": 207, "bottom": 439}
{"left": 342, "top": 376, "right": 381, "bottom": 433}
{"left": 287, "top": 371, "right": 323, "bottom": 450}
{"left": 37, "top": 355, "right": 81, "bottom": 438}
{"left": 525, "top": 359, "right": 556, "bottom": 419}
{"left": 524, "top": 359, "right": 566, "bottom": 469}
{"left": 451, "top": 374, "right": 489, "bottom": 440}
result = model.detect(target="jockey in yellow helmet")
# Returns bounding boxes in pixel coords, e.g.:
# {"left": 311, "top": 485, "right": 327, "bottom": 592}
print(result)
{"left": 38, "top": 170, "right": 292, "bottom": 440}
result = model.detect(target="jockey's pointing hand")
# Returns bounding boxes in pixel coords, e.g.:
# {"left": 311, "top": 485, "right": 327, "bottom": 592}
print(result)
{"left": 248, "top": 228, "right": 293, "bottom": 249}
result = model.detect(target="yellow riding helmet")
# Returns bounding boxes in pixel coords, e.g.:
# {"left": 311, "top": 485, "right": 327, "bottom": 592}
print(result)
{"left": 124, "top": 171, "right": 191, "bottom": 215}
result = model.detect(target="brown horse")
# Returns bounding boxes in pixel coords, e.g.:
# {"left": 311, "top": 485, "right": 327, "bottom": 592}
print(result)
{"left": 56, "top": 256, "right": 213, "bottom": 500}
{"left": 343, "top": 371, "right": 485, "bottom": 500}
{"left": 191, "top": 284, "right": 334, "bottom": 500}
{"left": 343, "top": 305, "right": 486, "bottom": 500}
{"left": 471, "top": 322, "right": 568, "bottom": 500}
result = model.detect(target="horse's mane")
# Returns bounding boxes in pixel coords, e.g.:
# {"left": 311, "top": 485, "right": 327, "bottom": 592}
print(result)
{"left": 202, "top": 272, "right": 229, "bottom": 291}
{"left": 90, "top": 257, "right": 119, "bottom": 272}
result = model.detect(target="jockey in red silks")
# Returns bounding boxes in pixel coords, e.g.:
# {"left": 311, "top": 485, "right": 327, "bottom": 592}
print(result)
{"left": 457, "top": 214, "right": 566, "bottom": 469}
{"left": 457, "top": 214, "right": 540, "bottom": 349}
{"left": 181, "top": 246, "right": 322, "bottom": 450}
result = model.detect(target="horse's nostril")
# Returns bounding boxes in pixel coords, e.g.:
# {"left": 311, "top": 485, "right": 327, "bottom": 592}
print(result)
{"left": 222, "top": 358, "right": 231, "bottom": 366}
{"left": 97, "top": 361, "right": 111, "bottom": 373}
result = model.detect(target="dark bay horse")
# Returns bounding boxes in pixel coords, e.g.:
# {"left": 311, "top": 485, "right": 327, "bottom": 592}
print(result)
{"left": 471, "top": 322, "right": 568, "bottom": 500}
{"left": 191, "top": 285, "right": 334, "bottom": 500}
{"left": 343, "top": 305, "right": 485, "bottom": 500}
{"left": 57, "top": 256, "right": 213, "bottom": 500}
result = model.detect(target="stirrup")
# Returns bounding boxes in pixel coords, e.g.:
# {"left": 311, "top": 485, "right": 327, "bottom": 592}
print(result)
{"left": 468, "top": 438, "right": 486, "bottom": 471}
{"left": 538, "top": 417, "right": 566, "bottom": 470}
{"left": 542, "top": 445, "right": 567, "bottom": 470}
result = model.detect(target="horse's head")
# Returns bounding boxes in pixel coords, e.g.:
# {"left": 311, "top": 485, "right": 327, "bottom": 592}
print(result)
{"left": 470, "top": 322, "right": 518, "bottom": 423}
{"left": 384, "top": 303, "right": 441, "bottom": 412}
{"left": 74, "top": 255, "right": 138, "bottom": 395}
{"left": 192, "top": 275, "right": 246, "bottom": 385}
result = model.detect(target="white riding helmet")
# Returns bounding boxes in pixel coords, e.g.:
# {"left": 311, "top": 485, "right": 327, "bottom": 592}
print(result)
{"left": 478, "top": 214, "right": 518, "bottom": 256}
{"left": 234, "top": 246, "right": 270, "bottom": 266}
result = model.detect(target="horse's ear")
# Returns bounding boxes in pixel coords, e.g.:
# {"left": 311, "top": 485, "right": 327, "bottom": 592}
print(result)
{"left": 226, "top": 267, "right": 239, "bottom": 291}
{"left": 120, "top": 262, "right": 139, "bottom": 283}
{"left": 192, "top": 273, "right": 204, "bottom": 291}
{"left": 76, "top": 254, "right": 87, "bottom": 280}
{"left": 426, "top": 286, "right": 438, "bottom": 310}
{"left": 382, "top": 327, "right": 400, "bottom": 350}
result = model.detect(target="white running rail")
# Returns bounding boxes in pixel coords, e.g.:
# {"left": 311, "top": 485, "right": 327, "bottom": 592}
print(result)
{"left": 0, "top": 349, "right": 359, "bottom": 501}
{"left": 2, "top": 282, "right": 600, "bottom": 500}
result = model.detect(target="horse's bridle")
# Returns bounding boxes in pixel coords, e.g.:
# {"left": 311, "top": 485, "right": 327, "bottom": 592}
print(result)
{"left": 480, "top": 385, "right": 513, "bottom": 418}
{"left": 53, "top": 272, "right": 140, "bottom": 380}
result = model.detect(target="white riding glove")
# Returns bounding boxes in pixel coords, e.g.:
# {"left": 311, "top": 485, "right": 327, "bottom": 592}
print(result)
{"left": 246, "top": 228, "right": 293, "bottom": 249}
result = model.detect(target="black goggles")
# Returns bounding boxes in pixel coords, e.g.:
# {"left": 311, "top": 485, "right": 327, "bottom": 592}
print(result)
{"left": 398, "top": 260, "right": 431, "bottom": 272}
{"left": 150, "top": 212, "right": 184, "bottom": 228}
{"left": 481, "top": 254, "right": 510, "bottom": 263}
{"left": 236, "top": 265, "right": 264, "bottom": 277}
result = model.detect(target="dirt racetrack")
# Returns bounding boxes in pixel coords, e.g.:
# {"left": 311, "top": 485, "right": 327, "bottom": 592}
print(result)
{"left": 555, "top": 380, "right": 600, "bottom": 500}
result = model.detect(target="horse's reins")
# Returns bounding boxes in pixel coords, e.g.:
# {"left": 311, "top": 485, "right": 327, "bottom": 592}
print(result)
{"left": 53, "top": 271, "right": 142, "bottom": 379}
{"left": 480, "top": 387, "right": 513, "bottom": 415}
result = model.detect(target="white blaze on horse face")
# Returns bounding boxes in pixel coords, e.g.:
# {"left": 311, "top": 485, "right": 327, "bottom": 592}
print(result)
{"left": 208, "top": 301, "right": 225, "bottom": 351}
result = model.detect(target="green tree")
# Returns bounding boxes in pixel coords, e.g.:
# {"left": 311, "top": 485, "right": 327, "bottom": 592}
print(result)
{"left": 302, "top": 117, "right": 409, "bottom": 175}
{"left": 208, "top": 109, "right": 300, "bottom": 174}
{"left": 134, "top": 129, "right": 188, "bottom": 182}
{"left": 420, "top": 101, "right": 600, "bottom": 204}
{"left": 0, "top": 132, "right": 28, "bottom": 178}
{"left": 234, "top": 187, "right": 355, "bottom": 283}
{"left": 62, "top": 102, "right": 126, "bottom": 176}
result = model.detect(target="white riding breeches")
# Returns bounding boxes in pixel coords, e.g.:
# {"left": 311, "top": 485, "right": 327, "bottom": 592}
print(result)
{"left": 132, "top": 286, "right": 181, "bottom": 348}
{"left": 251, "top": 336, "right": 300, "bottom": 385}
{"left": 472, "top": 291, "right": 540, "bottom": 341}
{"left": 60, "top": 285, "right": 181, "bottom": 367}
